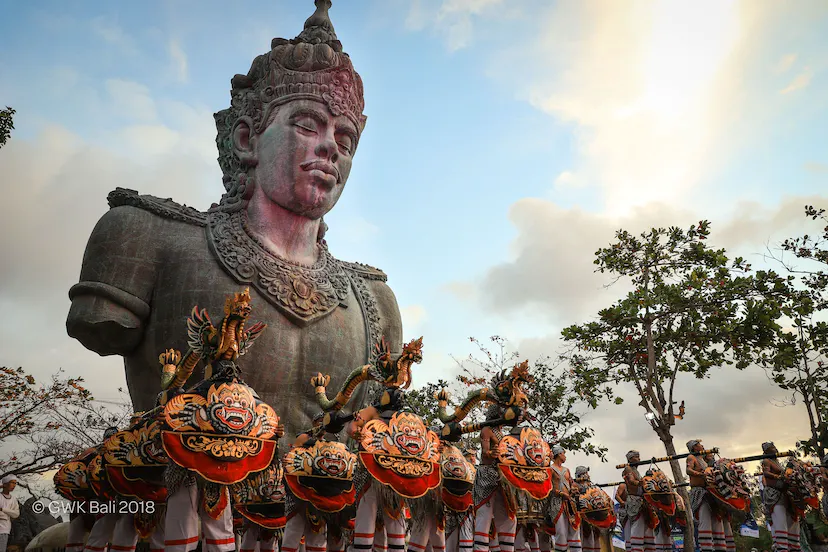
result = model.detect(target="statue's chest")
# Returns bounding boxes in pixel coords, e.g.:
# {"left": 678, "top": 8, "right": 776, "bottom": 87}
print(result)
{"left": 144, "top": 245, "right": 372, "bottom": 384}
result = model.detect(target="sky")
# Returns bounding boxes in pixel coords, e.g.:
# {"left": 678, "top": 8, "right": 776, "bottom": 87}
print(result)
{"left": 0, "top": 0, "right": 827, "bottom": 489}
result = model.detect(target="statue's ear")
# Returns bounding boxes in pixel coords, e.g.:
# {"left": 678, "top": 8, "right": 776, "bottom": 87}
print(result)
{"left": 232, "top": 117, "right": 257, "bottom": 166}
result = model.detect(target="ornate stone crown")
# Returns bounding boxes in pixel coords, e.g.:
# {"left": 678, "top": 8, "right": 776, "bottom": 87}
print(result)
{"left": 215, "top": 0, "right": 366, "bottom": 190}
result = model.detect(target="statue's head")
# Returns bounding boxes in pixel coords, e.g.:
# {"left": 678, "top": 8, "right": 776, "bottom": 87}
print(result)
{"left": 214, "top": 0, "right": 365, "bottom": 220}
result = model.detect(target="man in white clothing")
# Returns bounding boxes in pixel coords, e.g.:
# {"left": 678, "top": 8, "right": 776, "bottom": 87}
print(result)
{"left": 0, "top": 475, "right": 21, "bottom": 552}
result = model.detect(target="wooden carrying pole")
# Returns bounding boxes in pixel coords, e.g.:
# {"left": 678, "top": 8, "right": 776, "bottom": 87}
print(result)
{"left": 615, "top": 449, "right": 719, "bottom": 469}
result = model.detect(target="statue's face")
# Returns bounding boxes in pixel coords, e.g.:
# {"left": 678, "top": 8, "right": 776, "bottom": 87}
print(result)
{"left": 248, "top": 98, "right": 358, "bottom": 220}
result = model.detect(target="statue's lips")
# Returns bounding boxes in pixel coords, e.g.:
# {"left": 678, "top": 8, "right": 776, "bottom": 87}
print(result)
{"left": 300, "top": 160, "right": 340, "bottom": 186}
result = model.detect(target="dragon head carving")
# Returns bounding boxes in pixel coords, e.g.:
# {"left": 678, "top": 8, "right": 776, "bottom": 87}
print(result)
{"left": 491, "top": 360, "right": 533, "bottom": 408}
{"left": 372, "top": 336, "right": 423, "bottom": 389}
{"left": 224, "top": 287, "right": 253, "bottom": 319}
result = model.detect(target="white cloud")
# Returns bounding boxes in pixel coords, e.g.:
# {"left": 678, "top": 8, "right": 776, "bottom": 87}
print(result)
{"left": 0, "top": 77, "right": 220, "bottom": 398}
{"left": 553, "top": 170, "right": 583, "bottom": 190}
{"left": 780, "top": 68, "right": 814, "bottom": 94}
{"left": 89, "top": 16, "right": 139, "bottom": 56}
{"left": 775, "top": 53, "right": 798, "bottom": 74}
{"left": 168, "top": 39, "right": 189, "bottom": 84}
{"left": 456, "top": 194, "right": 826, "bottom": 326}
{"left": 402, "top": 0, "right": 509, "bottom": 51}
{"left": 105, "top": 79, "right": 158, "bottom": 123}
{"left": 401, "top": 305, "right": 428, "bottom": 333}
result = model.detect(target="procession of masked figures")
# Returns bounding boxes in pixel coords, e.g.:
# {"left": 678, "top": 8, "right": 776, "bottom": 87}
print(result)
{"left": 52, "top": 290, "right": 828, "bottom": 552}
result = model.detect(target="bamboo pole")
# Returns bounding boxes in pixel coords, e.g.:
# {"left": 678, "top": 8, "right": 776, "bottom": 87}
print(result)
{"left": 615, "top": 449, "right": 719, "bottom": 469}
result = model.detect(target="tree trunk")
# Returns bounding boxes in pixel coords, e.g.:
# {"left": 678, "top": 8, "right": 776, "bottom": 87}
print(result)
{"left": 655, "top": 424, "right": 696, "bottom": 552}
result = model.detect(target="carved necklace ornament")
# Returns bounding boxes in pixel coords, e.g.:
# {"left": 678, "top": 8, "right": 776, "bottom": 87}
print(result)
{"left": 207, "top": 210, "right": 350, "bottom": 327}
{"left": 106, "top": 188, "right": 386, "bottom": 364}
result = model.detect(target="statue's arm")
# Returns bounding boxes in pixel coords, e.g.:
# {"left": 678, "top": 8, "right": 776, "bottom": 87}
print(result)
{"left": 66, "top": 206, "right": 161, "bottom": 355}
{"left": 369, "top": 280, "right": 403, "bottom": 351}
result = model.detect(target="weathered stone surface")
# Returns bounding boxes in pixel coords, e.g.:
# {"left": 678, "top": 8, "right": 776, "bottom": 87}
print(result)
{"left": 65, "top": 0, "right": 403, "bottom": 441}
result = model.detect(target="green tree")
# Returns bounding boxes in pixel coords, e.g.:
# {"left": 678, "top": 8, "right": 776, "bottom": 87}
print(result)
{"left": 560, "top": 222, "right": 782, "bottom": 552}
{"left": 0, "top": 366, "right": 131, "bottom": 487}
{"left": 406, "top": 379, "right": 451, "bottom": 429}
{"left": 0, "top": 106, "right": 15, "bottom": 148}
{"left": 760, "top": 205, "right": 828, "bottom": 457}
{"left": 450, "top": 336, "right": 607, "bottom": 458}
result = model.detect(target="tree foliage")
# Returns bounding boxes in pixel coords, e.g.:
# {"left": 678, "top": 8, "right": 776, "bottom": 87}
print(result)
{"left": 0, "top": 106, "right": 15, "bottom": 148}
{"left": 0, "top": 366, "right": 132, "bottom": 486}
{"left": 406, "top": 336, "right": 606, "bottom": 459}
{"left": 559, "top": 222, "right": 783, "bottom": 552}
{"left": 759, "top": 205, "right": 828, "bottom": 457}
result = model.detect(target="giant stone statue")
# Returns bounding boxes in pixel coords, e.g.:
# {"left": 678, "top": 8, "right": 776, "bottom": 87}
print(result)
{"left": 65, "top": 0, "right": 402, "bottom": 440}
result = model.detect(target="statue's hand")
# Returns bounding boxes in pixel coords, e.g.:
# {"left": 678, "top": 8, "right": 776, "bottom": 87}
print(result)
{"left": 310, "top": 373, "right": 331, "bottom": 389}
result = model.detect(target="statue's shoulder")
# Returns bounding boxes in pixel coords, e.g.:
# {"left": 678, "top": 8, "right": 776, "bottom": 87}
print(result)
{"left": 106, "top": 187, "right": 207, "bottom": 227}
{"left": 338, "top": 259, "right": 388, "bottom": 282}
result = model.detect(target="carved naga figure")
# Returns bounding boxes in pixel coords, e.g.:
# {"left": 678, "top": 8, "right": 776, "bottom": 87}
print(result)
{"left": 436, "top": 360, "right": 533, "bottom": 425}
{"left": 159, "top": 289, "right": 283, "bottom": 552}
{"left": 312, "top": 337, "right": 440, "bottom": 552}
{"left": 311, "top": 336, "right": 421, "bottom": 412}
{"left": 159, "top": 287, "right": 266, "bottom": 394}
